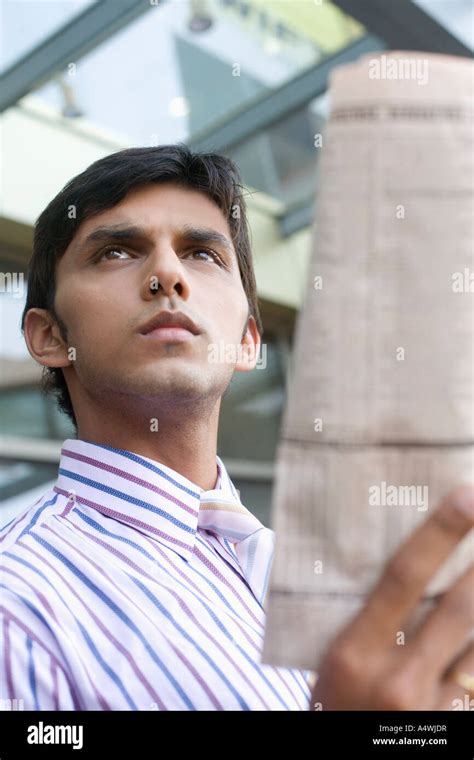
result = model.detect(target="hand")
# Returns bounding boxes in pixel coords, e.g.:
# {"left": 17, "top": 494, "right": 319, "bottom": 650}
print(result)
{"left": 311, "top": 484, "right": 474, "bottom": 710}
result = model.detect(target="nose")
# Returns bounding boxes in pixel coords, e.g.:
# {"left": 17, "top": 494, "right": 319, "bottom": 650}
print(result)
{"left": 141, "top": 245, "right": 191, "bottom": 302}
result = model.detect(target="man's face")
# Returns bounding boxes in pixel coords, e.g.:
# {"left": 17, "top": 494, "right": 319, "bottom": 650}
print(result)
{"left": 51, "top": 182, "right": 259, "bottom": 415}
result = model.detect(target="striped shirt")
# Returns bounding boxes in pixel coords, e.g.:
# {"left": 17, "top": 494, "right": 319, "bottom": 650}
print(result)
{"left": 0, "top": 438, "right": 312, "bottom": 710}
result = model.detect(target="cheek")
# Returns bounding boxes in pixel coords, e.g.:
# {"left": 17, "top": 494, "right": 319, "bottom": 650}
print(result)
{"left": 55, "top": 281, "right": 125, "bottom": 347}
{"left": 202, "top": 281, "right": 248, "bottom": 336}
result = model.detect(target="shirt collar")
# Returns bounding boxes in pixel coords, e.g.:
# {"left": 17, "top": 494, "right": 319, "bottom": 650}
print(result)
{"left": 54, "top": 437, "right": 239, "bottom": 562}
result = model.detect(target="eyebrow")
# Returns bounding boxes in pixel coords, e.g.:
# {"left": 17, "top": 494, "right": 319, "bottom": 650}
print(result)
{"left": 75, "top": 223, "right": 235, "bottom": 258}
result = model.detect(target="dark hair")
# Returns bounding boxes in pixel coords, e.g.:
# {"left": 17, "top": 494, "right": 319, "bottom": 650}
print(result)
{"left": 21, "top": 144, "right": 263, "bottom": 430}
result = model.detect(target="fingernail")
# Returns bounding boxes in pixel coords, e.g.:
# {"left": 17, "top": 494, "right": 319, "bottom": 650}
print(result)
{"left": 451, "top": 484, "right": 474, "bottom": 520}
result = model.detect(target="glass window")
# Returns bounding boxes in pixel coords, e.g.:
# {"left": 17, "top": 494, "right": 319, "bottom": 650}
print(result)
{"left": 13, "top": 0, "right": 363, "bottom": 146}
{"left": 0, "top": 386, "right": 76, "bottom": 439}
{"left": 217, "top": 333, "right": 286, "bottom": 463}
{"left": 413, "top": 0, "right": 474, "bottom": 50}
{"left": 0, "top": 458, "right": 58, "bottom": 503}
{"left": 227, "top": 93, "right": 329, "bottom": 207}
{"left": 1, "top": 0, "right": 97, "bottom": 74}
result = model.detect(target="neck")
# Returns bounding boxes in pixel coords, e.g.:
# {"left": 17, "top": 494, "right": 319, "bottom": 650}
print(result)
{"left": 74, "top": 396, "right": 221, "bottom": 491}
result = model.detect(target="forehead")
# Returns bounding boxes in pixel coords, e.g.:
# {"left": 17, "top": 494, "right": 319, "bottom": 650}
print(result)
{"left": 74, "top": 182, "right": 231, "bottom": 242}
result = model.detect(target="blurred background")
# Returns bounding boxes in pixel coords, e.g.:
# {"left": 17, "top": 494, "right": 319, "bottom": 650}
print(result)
{"left": 0, "top": 0, "right": 472, "bottom": 527}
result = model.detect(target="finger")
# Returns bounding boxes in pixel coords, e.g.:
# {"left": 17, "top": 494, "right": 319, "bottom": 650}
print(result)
{"left": 437, "top": 641, "right": 474, "bottom": 710}
{"left": 399, "top": 564, "right": 474, "bottom": 679}
{"left": 351, "top": 484, "right": 474, "bottom": 644}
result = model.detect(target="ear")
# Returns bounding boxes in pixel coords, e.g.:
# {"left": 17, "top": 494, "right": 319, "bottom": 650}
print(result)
{"left": 23, "top": 308, "right": 72, "bottom": 368}
{"left": 234, "top": 315, "right": 262, "bottom": 373}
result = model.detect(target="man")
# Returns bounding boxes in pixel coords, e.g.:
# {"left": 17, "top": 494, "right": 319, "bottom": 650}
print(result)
{"left": 1, "top": 145, "right": 311, "bottom": 710}
{"left": 1, "top": 145, "right": 472, "bottom": 711}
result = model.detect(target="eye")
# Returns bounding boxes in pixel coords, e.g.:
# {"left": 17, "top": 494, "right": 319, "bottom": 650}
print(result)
{"left": 186, "top": 248, "right": 223, "bottom": 266}
{"left": 96, "top": 246, "right": 133, "bottom": 261}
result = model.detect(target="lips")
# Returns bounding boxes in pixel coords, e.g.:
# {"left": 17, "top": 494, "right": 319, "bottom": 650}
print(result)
{"left": 139, "top": 311, "right": 201, "bottom": 336}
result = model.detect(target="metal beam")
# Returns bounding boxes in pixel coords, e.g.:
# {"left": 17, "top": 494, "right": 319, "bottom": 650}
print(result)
{"left": 0, "top": 0, "right": 157, "bottom": 113}
{"left": 189, "top": 34, "right": 386, "bottom": 153}
{"left": 334, "top": 0, "right": 473, "bottom": 57}
{"left": 279, "top": 200, "right": 317, "bottom": 239}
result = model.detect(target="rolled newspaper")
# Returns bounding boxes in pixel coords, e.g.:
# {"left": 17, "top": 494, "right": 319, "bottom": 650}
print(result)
{"left": 261, "top": 51, "right": 474, "bottom": 671}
